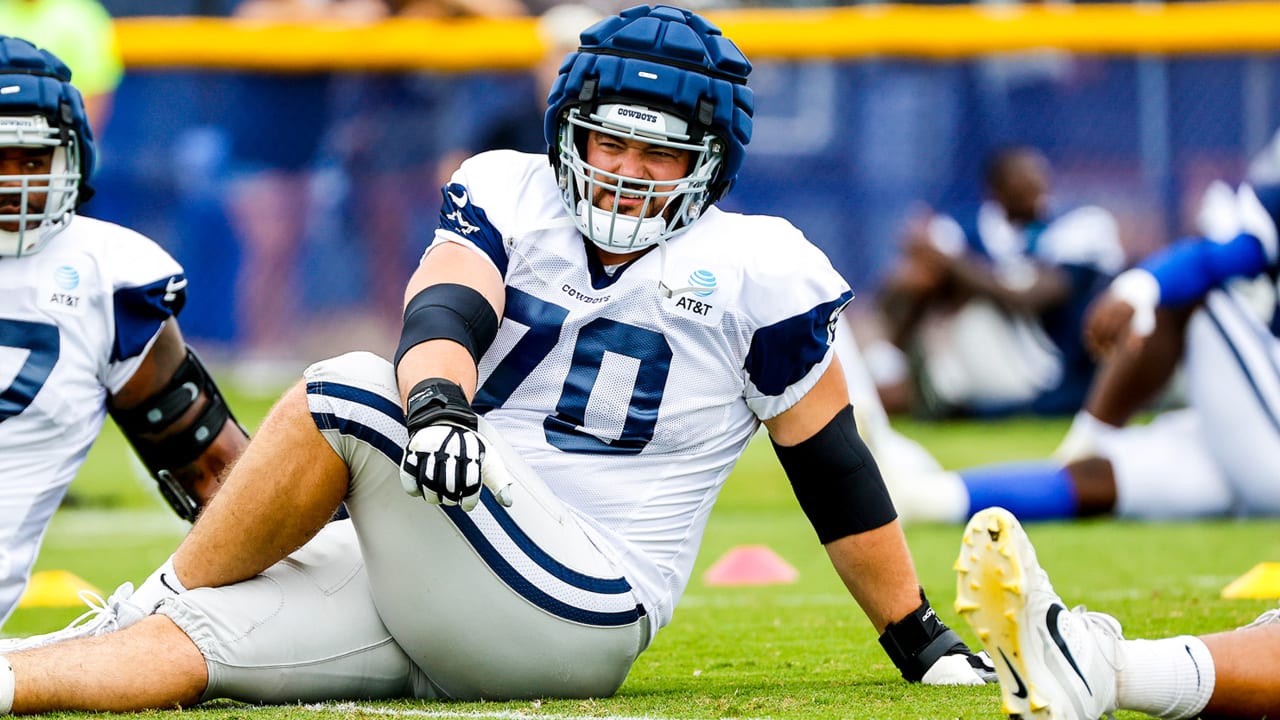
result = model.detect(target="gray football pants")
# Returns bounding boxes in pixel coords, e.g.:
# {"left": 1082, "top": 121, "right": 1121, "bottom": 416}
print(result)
{"left": 159, "top": 351, "right": 648, "bottom": 703}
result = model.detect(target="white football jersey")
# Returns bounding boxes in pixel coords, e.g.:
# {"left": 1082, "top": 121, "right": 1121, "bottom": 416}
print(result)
{"left": 0, "top": 215, "right": 184, "bottom": 622}
{"left": 434, "top": 150, "right": 853, "bottom": 628}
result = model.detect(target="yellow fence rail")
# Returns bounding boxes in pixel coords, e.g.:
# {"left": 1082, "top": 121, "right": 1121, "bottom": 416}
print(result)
{"left": 114, "top": 3, "right": 1280, "bottom": 72}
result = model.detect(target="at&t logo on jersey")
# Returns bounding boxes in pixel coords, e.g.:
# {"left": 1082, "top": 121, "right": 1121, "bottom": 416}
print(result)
{"left": 54, "top": 266, "right": 79, "bottom": 291}
{"left": 674, "top": 294, "right": 713, "bottom": 316}
{"left": 664, "top": 268, "right": 726, "bottom": 326}
{"left": 46, "top": 265, "right": 82, "bottom": 311}
{"left": 689, "top": 269, "right": 716, "bottom": 297}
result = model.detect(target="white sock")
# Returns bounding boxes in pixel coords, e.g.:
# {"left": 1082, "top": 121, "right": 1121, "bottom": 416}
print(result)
{"left": 0, "top": 655, "right": 14, "bottom": 714}
{"left": 1053, "top": 410, "right": 1120, "bottom": 463}
{"left": 129, "top": 556, "right": 188, "bottom": 615}
{"left": 1116, "top": 636, "right": 1215, "bottom": 719}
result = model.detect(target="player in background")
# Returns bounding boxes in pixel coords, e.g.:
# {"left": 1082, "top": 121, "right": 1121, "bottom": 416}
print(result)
{"left": 884, "top": 135, "right": 1280, "bottom": 525}
{"left": 957, "top": 506, "right": 1280, "bottom": 719}
{"left": 0, "top": 7, "right": 994, "bottom": 712}
{"left": 868, "top": 145, "right": 1124, "bottom": 419}
{"left": 0, "top": 35, "right": 248, "bottom": 626}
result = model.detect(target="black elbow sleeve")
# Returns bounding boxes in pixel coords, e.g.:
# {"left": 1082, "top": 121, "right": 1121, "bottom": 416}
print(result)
{"left": 771, "top": 405, "right": 898, "bottom": 544}
{"left": 395, "top": 283, "right": 499, "bottom": 368}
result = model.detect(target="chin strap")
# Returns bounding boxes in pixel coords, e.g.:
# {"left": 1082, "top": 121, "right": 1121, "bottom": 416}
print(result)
{"left": 655, "top": 237, "right": 698, "bottom": 299}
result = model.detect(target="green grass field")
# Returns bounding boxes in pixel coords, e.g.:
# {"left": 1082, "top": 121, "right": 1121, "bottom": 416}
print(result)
{"left": 15, "top": 390, "right": 1280, "bottom": 719}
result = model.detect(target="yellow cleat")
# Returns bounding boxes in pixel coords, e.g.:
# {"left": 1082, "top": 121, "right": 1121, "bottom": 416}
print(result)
{"left": 955, "top": 507, "right": 1122, "bottom": 720}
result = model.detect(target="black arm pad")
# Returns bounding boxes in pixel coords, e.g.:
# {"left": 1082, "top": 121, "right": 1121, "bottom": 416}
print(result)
{"left": 395, "top": 283, "right": 499, "bottom": 368}
{"left": 771, "top": 405, "right": 897, "bottom": 544}
{"left": 111, "top": 348, "right": 246, "bottom": 521}
{"left": 879, "top": 588, "right": 970, "bottom": 682}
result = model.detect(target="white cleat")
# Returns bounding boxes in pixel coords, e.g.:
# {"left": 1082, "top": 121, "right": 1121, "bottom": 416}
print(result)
{"left": 954, "top": 507, "right": 1123, "bottom": 720}
{"left": 1241, "top": 602, "right": 1280, "bottom": 630}
{"left": 0, "top": 582, "right": 146, "bottom": 653}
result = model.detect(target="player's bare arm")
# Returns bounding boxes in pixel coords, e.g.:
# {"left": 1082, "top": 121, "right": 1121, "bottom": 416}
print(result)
{"left": 765, "top": 358, "right": 994, "bottom": 684}
{"left": 943, "top": 253, "right": 1071, "bottom": 315}
{"left": 763, "top": 358, "right": 921, "bottom": 632}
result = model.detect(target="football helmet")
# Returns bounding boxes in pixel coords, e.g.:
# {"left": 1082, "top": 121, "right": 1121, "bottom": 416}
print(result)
{"left": 0, "top": 35, "right": 95, "bottom": 257}
{"left": 544, "top": 5, "right": 754, "bottom": 252}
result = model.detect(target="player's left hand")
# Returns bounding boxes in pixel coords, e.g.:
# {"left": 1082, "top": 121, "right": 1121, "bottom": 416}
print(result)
{"left": 399, "top": 378, "right": 513, "bottom": 512}
{"left": 402, "top": 423, "right": 487, "bottom": 511}
{"left": 880, "top": 589, "right": 998, "bottom": 686}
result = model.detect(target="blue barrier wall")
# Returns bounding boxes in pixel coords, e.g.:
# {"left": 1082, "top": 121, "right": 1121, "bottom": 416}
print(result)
{"left": 80, "top": 56, "right": 1280, "bottom": 361}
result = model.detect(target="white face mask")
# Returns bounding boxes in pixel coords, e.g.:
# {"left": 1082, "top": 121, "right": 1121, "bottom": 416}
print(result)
{"left": 556, "top": 104, "right": 723, "bottom": 254}
{"left": 0, "top": 115, "right": 80, "bottom": 258}
{"left": 575, "top": 197, "right": 669, "bottom": 251}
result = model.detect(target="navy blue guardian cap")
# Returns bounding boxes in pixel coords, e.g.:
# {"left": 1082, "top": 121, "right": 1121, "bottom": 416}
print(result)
{"left": 0, "top": 35, "right": 95, "bottom": 257}
{"left": 544, "top": 5, "right": 754, "bottom": 253}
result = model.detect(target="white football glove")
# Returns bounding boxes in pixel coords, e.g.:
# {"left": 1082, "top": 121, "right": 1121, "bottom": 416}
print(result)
{"left": 400, "top": 423, "right": 513, "bottom": 511}
{"left": 401, "top": 423, "right": 485, "bottom": 510}
{"left": 399, "top": 378, "right": 513, "bottom": 512}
